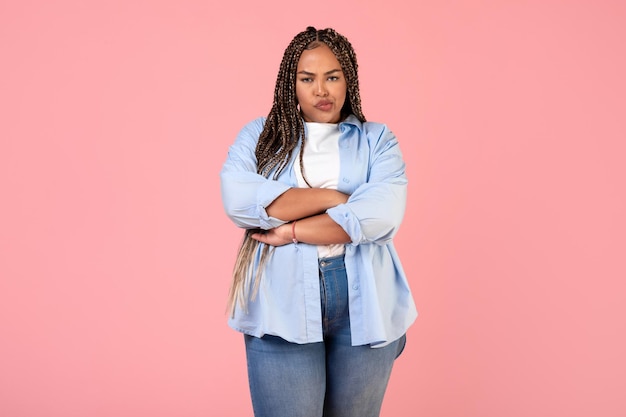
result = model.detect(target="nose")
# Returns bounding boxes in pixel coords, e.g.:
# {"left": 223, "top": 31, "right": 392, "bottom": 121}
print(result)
{"left": 315, "top": 80, "right": 329, "bottom": 96}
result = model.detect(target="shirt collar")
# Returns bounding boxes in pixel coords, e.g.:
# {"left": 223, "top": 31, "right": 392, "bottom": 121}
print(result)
{"left": 339, "top": 114, "right": 363, "bottom": 132}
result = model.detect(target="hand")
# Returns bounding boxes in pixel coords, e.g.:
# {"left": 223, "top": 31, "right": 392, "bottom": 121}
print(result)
{"left": 250, "top": 224, "right": 291, "bottom": 246}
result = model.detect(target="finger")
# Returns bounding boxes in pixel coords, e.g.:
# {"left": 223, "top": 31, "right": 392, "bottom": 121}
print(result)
{"left": 250, "top": 233, "right": 265, "bottom": 242}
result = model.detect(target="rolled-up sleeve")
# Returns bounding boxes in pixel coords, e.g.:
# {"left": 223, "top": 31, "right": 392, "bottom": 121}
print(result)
{"left": 220, "top": 118, "right": 291, "bottom": 229}
{"left": 327, "top": 126, "right": 407, "bottom": 245}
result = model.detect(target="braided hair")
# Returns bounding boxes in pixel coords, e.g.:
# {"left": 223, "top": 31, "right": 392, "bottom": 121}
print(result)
{"left": 228, "top": 27, "right": 366, "bottom": 315}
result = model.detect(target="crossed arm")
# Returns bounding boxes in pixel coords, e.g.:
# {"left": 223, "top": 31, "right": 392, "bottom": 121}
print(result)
{"left": 250, "top": 188, "right": 351, "bottom": 246}
{"left": 221, "top": 118, "right": 406, "bottom": 249}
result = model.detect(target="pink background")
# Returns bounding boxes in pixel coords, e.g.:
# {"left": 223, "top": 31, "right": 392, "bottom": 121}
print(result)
{"left": 1, "top": 1, "right": 625, "bottom": 416}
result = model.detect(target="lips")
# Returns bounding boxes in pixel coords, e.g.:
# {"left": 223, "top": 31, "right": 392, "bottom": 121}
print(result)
{"left": 314, "top": 100, "right": 333, "bottom": 111}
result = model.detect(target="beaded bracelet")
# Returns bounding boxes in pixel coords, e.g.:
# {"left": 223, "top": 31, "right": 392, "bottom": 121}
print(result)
{"left": 291, "top": 220, "right": 298, "bottom": 244}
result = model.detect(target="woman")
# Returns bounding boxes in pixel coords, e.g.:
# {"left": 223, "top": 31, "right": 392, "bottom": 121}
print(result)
{"left": 220, "top": 26, "right": 417, "bottom": 417}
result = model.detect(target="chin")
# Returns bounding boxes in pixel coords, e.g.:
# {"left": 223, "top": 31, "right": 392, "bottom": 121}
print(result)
{"left": 302, "top": 110, "right": 341, "bottom": 124}
{"left": 320, "top": 114, "right": 341, "bottom": 124}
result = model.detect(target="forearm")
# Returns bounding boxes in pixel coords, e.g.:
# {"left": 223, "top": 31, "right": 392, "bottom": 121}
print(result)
{"left": 250, "top": 213, "right": 350, "bottom": 246}
{"left": 292, "top": 214, "right": 350, "bottom": 245}
{"left": 266, "top": 188, "right": 349, "bottom": 221}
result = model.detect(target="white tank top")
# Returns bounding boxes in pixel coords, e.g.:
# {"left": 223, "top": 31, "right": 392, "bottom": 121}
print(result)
{"left": 294, "top": 122, "right": 345, "bottom": 258}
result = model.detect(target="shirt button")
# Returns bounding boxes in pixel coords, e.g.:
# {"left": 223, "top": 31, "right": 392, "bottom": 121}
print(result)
{"left": 320, "top": 261, "right": 328, "bottom": 267}
{"left": 352, "top": 284, "right": 359, "bottom": 290}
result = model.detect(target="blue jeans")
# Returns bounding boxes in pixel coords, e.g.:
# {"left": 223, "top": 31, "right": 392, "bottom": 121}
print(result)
{"left": 244, "top": 255, "right": 406, "bottom": 417}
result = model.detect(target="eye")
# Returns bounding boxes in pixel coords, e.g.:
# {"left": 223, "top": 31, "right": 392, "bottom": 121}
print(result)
{"left": 328, "top": 76, "right": 340, "bottom": 81}
{"left": 299, "top": 77, "right": 313, "bottom": 83}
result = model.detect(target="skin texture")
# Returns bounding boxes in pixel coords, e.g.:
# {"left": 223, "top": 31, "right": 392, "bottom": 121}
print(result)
{"left": 250, "top": 44, "right": 351, "bottom": 246}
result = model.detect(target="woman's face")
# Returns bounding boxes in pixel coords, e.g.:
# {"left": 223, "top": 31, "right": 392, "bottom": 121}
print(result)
{"left": 295, "top": 43, "right": 347, "bottom": 123}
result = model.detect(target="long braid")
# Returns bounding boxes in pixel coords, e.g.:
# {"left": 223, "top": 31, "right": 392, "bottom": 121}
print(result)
{"left": 227, "top": 27, "right": 367, "bottom": 315}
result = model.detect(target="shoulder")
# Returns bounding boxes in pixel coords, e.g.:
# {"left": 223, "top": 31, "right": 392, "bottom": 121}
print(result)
{"left": 340, "top": 115, "right": 393, "bottom": 141}
{"left": 362, "top": 121, "right": 392, "bottom": 139}
{"left": 343, "top": 118, "right": 401, "bottom": 161}
{"left": 232, "top": 116, "right": 267, "bottom": 147}
{"left": 239, "top": 116, "right": 267, "bottom": 135}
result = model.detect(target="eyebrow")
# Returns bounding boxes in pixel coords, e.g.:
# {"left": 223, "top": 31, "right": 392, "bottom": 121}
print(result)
{"left": 297, "top": 69, "right": 343, "bottom": 76}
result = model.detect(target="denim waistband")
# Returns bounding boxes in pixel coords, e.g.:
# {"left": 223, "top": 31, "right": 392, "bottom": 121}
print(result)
{"left": 318, "top": 254, "right": 346, "bottom": 271}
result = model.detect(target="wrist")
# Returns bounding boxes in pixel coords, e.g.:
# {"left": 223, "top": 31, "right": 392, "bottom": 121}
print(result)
{"left": 291, "top": 220, "right": 298, "bottom": 244}
{"left": 334, "top": 190, "right": 349, "bottom": 206}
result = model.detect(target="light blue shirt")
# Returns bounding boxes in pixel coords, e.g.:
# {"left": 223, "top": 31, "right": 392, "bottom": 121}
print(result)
{"left": 220, "top": 115, "right": 418, "bottom": 347}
